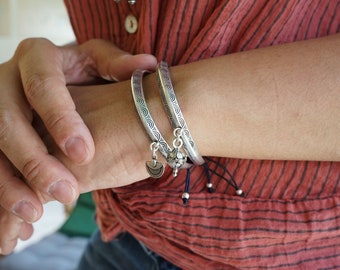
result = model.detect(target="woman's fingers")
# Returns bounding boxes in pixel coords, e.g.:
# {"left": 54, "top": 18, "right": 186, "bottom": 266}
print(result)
{"left": 0, "top": 206, "right": 34, "bottom": 255}
{"left": 16, "top": 38, "right": 95, "bottom": 165}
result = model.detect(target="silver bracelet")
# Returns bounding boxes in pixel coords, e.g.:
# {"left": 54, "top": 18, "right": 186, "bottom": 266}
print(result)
{"left": 156, "top": 61, "right": 205, "bottom": 165}
{"left": 131, "top": 69, "right": 188, "bottom": 178}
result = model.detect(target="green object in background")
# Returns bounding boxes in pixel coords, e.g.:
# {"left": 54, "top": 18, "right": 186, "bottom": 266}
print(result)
{"left": 59, "top": 192, "right": 97, "bottom": 238}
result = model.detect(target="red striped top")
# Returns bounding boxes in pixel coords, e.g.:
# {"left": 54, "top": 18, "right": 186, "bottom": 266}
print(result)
{"left": 64, "top": 1, "right": 340, "bottom": 269}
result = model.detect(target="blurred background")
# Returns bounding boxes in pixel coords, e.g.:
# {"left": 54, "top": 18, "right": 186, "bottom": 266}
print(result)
{"left": 0, "top": 0, "right": 75, "bottom": 62}
{"left": 0, "top": 0, "right": 76, "bottom": 251}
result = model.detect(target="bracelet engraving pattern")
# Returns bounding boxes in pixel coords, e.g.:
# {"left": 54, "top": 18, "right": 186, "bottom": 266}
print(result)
{"left": 131, "top": 69, "right": 171, "bottom": 158}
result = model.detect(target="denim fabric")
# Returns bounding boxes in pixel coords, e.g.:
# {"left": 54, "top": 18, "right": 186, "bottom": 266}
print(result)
{"left": 77, "top": 230, "right": 181, "bottom": 270}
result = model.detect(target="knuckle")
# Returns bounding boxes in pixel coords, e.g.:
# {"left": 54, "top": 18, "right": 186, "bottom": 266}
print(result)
{"left": 44, "top": 110, "right": 74, "bottom": 134}
{"left": 22, "top": 158, "right": 41, "bottom": 185}
{"left": 15, "top": 38, "right": 50, "bottom": 56}
{"left": 16, "top": 38, "right": 36, "bottom": 52}
{"left": 24, "top": 74, "right": 53, "bottom": 102}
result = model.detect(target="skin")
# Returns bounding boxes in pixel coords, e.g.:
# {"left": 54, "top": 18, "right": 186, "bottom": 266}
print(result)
{"left": 0, "top": 33, "right": 339, "bottom": 254}
{"left": 43, "top": 33, "right": 339, "bottom": 195}
{"left": 0, "top": 38, "right": 156, "bottom": 254}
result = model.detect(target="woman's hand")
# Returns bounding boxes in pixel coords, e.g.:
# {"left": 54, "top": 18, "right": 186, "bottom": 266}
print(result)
{"left": 0, "top": 38, "right": 156, "bottom": 254}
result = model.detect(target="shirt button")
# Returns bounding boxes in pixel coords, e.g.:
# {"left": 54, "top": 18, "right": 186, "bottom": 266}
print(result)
{"left": 125, "top": 14, "right": 138, "bottom": 34}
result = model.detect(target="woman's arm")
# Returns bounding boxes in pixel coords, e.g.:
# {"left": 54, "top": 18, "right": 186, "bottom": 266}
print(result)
{"left": 144, "top": 33, "right": 339, "bottom": 161}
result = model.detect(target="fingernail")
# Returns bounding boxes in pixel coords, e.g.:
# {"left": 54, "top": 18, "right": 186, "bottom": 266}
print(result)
{"left": 65, "top": 137, "right": 88, "bottom": 163}
{"left": 48, "top": 180, "right": 77, "bottom": 204}
{"left": 12, "top": 201, "right": 38, "bottom": 223}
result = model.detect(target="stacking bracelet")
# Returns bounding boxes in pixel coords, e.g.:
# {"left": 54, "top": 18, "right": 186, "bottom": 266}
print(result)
{"left": 131, "top": 69, "right": 189, "bottom": 178}
{"left": 156, "top": 61, "right": 205, "bottom": 166}
{"left": 131, "top": 69, "right": 171, "bottom": 160}
{"left": 131, "top": 63, "right": 243, "bottom": 204}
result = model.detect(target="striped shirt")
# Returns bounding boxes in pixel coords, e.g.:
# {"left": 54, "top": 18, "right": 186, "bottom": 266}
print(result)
{"left": 64, "top": 1, "right": 340, "bottom": 269}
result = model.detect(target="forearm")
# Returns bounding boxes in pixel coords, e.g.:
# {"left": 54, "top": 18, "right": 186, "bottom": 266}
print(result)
{"left": 145, "top": 34, "right": 339, "bottom": 161}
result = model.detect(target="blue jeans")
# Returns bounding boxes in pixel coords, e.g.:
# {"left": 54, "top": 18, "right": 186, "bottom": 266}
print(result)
{"left": 77, "top": 230, "right": 181, "bottom": 270}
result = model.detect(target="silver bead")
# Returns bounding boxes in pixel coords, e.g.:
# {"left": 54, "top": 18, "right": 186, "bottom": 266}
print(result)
{"left": 128, "top": 0, "right": 136, "bottom": 4}
{"left": 182, "top": 192, "right": 190, "bottom": 200}
{"left": 166, "top": 148, "right": 187, "bottom": 175}
{"left": 236, "top": 189, "right": 243, "bottom": 196}
{"left": 206, "top": 183, "right": 213, "bottom": 189}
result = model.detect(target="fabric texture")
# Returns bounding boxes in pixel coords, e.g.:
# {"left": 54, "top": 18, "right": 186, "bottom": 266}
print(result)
{"left": 63, "top": 1, "right": 340, "bottom": 269}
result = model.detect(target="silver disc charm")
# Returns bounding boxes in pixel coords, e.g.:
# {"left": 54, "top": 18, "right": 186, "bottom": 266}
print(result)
{"left": 146, "top": 160, "right": 165, "bottom": 178}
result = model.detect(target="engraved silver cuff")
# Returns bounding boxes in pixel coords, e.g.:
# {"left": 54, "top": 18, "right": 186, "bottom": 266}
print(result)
{"left": 156, "top": 61, "right": 205, "bottom": 165}
{"left": 131, "top": 69, "right": 171, "bottom": 159}
{"left": 131, "top": 69, "right": 190, "bottom": 178}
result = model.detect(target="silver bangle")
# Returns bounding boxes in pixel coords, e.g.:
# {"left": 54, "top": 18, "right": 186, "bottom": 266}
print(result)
{"left": 131, "top": 69, "right": 189, "bottom": 178}
{"left": 156, "top": 61, "right": 205, "bottom": 165}
{"left": 131, "top": 69, "right": 171, "bottom": 159}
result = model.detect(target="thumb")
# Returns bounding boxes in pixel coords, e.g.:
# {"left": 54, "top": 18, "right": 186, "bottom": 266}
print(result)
{"left": 82, "top": 39, "right": 157, "bottom": 81}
